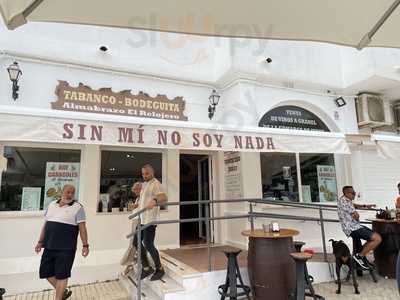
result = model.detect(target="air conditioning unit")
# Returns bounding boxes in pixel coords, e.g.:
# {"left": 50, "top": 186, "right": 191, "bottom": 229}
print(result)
{"left": 356, "top": 93, "right": 391, "bottom": 128}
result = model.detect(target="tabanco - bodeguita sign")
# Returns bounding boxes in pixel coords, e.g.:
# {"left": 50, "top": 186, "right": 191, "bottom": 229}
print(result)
{"left": 51, "top": 81, "right": 188, "bottom": 121}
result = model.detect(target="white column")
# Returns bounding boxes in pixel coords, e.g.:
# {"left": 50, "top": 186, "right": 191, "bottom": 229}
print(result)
{"left": 155, "top": 149, "right": 180, "bottom": 248}
{"left": 79, "top": 144, "right": 100, "bottom": 216}
{"left": 241, "top": 152, "right": 262, "bottom": 199}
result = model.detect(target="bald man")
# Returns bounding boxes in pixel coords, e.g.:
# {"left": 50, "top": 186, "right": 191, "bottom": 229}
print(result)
{"left": 35, "top": 185, "right": 89, "bottom": 300}
{"left": 135, "top": 164, "right": 167, "bottom": 281}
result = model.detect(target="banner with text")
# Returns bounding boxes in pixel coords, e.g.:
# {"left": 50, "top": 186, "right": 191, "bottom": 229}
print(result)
{"left": 0, "top": 114, "right": 350, "bottom": 154}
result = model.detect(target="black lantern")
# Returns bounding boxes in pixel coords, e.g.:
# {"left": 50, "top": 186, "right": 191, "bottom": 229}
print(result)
{"left": 7, "top": 62, "right": 22, "bottom": 100}
{"left": 208, "top": 89, "right": 220, "bottom": 119}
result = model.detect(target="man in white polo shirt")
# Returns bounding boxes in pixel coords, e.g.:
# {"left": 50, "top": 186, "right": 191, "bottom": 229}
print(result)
{"left": 35, "top": 185, "right": 89, "bottom": 300}
{"left": 136, "top": 164, "right": 168, "bottom": 281}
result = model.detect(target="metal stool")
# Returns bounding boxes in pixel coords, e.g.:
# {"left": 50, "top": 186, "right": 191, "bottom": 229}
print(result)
{"left": 290, "top": 252, "right": 324, "bottom": 300}
{"left": 0, "top": 288, "right": 5, "bottom": 300}
{"left": 218, "top": 250, "right": 251, "bottom": 300}
{"left": 351, "top": 237, "right": 378, "bottom": 282}
{"left": 294, "top": 241, "right": 306, "bottom": 253}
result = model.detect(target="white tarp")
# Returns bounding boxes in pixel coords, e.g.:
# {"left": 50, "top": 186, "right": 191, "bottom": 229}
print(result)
{"left": 0, "top": 113, "right": 350, "bottom": 154}
{"left": 373, "top": 134, "right": 400, "bottom": 159}
{"left": 1, "top": 0, "right": 400, "bottom": 49}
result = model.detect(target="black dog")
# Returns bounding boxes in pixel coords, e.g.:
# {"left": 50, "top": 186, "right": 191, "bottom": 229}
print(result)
{"left": 329, "top": 239, "right": 359, "bottom": 294}
{"left": 0, "top": 288, "right": 5, "bottom": 300}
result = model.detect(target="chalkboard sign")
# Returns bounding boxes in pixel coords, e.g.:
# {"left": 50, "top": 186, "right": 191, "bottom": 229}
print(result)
{"left": 259, "top": 106, "right": 330, "bottom": 132}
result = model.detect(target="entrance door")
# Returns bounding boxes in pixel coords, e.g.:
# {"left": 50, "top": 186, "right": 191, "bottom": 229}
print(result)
{"left": 198, "top": 157, "right": 213, "bottom": 240}
{"left": 179, "top": 154, "right": 213, "bottom": 246}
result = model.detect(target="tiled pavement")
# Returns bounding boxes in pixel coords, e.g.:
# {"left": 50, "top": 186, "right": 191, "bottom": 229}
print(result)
{"left": 3, "top": 276, "right": 400, "bottom": 300}
{"left": 314, "top": 276, "right": 400, "bottom": 300}
{"left": 3, "top": 280, "right": 129, "bottom": 300}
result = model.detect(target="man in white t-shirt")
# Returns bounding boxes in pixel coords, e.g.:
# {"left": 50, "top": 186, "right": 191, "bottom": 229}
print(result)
{"left": 135, "top": 164, "right": 167, "bottom": 281}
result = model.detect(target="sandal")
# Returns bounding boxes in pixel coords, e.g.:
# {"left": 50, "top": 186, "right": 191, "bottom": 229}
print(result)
{"left": 123, "top": 264, "right": 134, "bottom": 276}
{"left": 63, "top": 288, "right": 72, "bottom": 300}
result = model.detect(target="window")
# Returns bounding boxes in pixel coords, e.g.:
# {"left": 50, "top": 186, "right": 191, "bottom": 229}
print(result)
{"left": 261, "top": 152, "right": 337, "bottom": 203}
{"left": 99, "top": 150, "right": 163, "bottom": 213}
{"left": 300, "top": 153, "right": 337, "bottom": 203}
{"left": 261, "top": 153, "right": 299, "bottom": 202}
{"left": 0, "top": 146, "right": 81, "bottom": 211}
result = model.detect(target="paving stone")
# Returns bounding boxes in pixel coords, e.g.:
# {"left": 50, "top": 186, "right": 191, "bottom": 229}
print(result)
{"left": 314, "top": 276, "right": 399, "bottom": 300}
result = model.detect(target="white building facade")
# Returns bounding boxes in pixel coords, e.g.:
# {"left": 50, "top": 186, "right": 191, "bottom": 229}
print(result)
{"left": 1, "top": 22, "right": 400, "bottom": 294}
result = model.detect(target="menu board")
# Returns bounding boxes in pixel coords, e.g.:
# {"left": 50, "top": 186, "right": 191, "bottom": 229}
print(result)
{"left": 21, "top": 187, "right": 42, "bottom": 211}
{"left": 224, "top": 152, "right": 242, "bottom": 199}
{"left": 317, "top": 165, "right": 337, "bottom": 202}
{"left": 44, "top": 162, "right": 80, "bottom": 209}
{"left": 99, "top": 194, "right": 110, "bottom": 213}
{"left": 302, "top": 185, "right": 312, "bottom": 203}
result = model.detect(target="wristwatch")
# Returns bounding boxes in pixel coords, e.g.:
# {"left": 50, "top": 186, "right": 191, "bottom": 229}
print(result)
{"left": 83, "top": 244, "right": 89, "bottom": 248}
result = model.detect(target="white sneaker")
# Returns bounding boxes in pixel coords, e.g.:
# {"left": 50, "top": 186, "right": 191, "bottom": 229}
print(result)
{"left": 353, "top": 254, "right": 370, "bottom": 270}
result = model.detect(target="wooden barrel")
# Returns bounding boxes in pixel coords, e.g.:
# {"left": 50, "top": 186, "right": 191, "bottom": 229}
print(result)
{"left": 372, "top": 220, "right": 400, "bottom": 278}
{"left": 245, "top": 230, "right": 297, "bottom": 300}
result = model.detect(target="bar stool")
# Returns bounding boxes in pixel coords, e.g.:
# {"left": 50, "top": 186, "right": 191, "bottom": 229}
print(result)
{"left": 293, "top": 241, "right": 315, "bottom": 283}
{"left": 218, "top": 250, "right": 251, "bottom": 300}
{"left": 351, "top": 237, "right": 378, "bottom": 282}
{"left": 294, "top": 241, "right": 306, "bottom": 253}
{"left": 290, "top": 252, "right": 324, "bottom": 300}
{"left": 0, "top": 288, "right": 5, "bottom": 300}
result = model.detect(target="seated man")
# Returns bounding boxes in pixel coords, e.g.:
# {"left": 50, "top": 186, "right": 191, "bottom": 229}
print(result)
{"left": 337, "top": 186, "right": 382, "bottom": 270}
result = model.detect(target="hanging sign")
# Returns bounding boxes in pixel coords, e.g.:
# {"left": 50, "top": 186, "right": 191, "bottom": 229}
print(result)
{"left": 51, "top": 81, "right": 188, "bottom": 121}
{"left": 44, "top": 162, "right": 80, "bottom": 208}
{"left": 317, "top": 165, "right": 337, "bottom": 202}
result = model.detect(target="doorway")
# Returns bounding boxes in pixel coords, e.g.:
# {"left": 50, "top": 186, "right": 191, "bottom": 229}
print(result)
{"left": 179, "top": 154, "right": 213, "bottom": 246}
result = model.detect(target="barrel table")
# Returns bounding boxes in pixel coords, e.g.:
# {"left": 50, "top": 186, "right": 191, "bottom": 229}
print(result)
{"left": 372, "top": 219, "right": 400, "bottom": 278}
{"left": 242, "top": 228, "right": 299, "bottom": 300}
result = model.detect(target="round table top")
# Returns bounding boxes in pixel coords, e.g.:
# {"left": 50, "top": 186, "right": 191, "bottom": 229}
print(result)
{"left": 290, "top": 252, "right": 313, "bottom": 261}
{"left": 241, "top": 228, "right": 299, "bottom": 238}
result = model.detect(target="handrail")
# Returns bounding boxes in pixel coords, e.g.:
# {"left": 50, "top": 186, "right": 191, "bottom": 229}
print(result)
{"left": 128, "top": 198, "right": 261, "bottom": 219}
{"left": 128, "top": 198, "right": 378, "bottom": 220}
{"left": 128, "top": 198, "right": 378, "bottom": 300}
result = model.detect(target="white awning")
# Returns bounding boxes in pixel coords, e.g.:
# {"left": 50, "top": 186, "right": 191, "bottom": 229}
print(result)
{"left": 372, "top": 134, "right": 400, "bottom": 159}
{"left": 1, "top": 0, "right": 400, "bottom": 49}
{"left": 0, "top": 113, "right": 350, "bottom": 154}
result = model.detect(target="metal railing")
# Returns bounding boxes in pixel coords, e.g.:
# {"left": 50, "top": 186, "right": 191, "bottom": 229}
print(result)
{"left": 126, "top": 198, "right": 376, "bottom": 300}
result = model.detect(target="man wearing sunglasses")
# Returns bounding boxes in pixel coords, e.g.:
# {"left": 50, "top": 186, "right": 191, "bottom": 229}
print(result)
{"left": 337, "top": 186, "right": 381, "bottom": 270}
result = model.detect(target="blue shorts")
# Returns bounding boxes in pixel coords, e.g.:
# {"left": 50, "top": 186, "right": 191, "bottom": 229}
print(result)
{"left": 350, "top": 226, "right": 374, "bottom": 242}
{"left": 39, "top": 249, "right": 76, "bottom": 280}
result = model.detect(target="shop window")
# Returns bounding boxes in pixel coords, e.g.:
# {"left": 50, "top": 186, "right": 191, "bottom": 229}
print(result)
{"left": 300, "top": 153, "right": 337, "bottom": 203}
{"left": 99, "top": 150, "right": 163, "bottom": 213}
{"left": 0, "top": 146, "right": 81, "bottom": 212}
{"left": 261, "top": 153, "right": 299, "bottom": 202}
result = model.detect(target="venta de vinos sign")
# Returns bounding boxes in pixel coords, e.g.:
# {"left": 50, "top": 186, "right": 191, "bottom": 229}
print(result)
{"left": 51, "top": 81, "right": 188, "bottom": 121}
